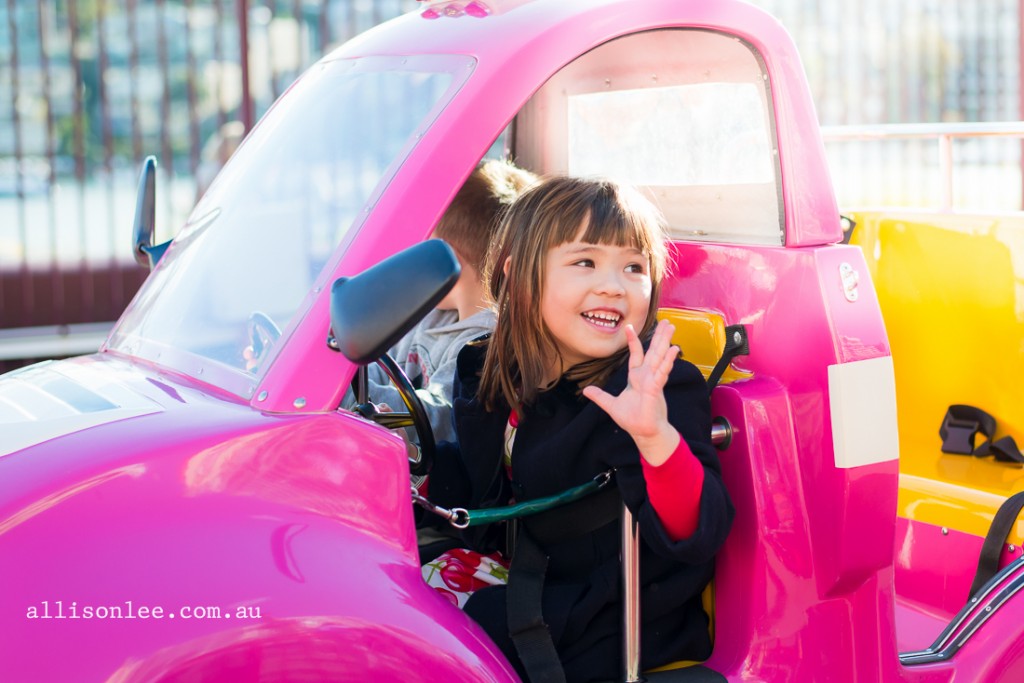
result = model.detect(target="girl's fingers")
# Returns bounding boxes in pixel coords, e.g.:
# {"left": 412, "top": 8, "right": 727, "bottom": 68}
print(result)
{"left": 582, "top": 384, "right": 612, "bottom": 412}
{"left": 655, "top": 344, "right": 679, "bottom": 384}
{"left": 667, "top": 344, "right": 681, "bottom": 369}
{"left": 625, "top": 324, "right": 644, "bottom": 369}
{"left": 638, "top": 324, "right": 678, "bottom": 394}
{"left": 659, "top": 320, "right": 677, "bottom": 349}
{"left": 644, "top": 320, "right": 675, "bottom": 368}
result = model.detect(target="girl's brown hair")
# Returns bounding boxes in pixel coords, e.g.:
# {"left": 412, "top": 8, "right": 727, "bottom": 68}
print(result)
{"left": 478, "top": 176, "right": 669, "bottom": 411}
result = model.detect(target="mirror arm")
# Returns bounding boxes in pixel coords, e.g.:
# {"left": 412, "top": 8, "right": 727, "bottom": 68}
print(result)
{"left": 354, "top": 365, "right": 369, "bottom": 405}
{"left": 140, "top": 240, "right": 172, "bottom": 269}
{"left": 132, "top": 155, "right": 158, "bottom": 268}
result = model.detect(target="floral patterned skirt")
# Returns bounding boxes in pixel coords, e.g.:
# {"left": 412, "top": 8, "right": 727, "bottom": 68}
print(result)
{"left": 422, "top": 548, "right": 510, "bottom": 608}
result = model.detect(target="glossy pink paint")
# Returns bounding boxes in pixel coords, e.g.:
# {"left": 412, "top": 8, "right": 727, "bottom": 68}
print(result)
{"left": 1, "top": 355, "right": 516, "bottom": 681}
{"left": 663, "top": 240, "right": 901, "bottom": 680}
{"left": 4, "top": 0, "right": 1020, "bottom": 681}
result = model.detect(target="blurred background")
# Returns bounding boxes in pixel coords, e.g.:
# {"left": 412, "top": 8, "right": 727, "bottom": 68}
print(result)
{"left": 0, "top": 0, "right": 1020, "bottom": 367}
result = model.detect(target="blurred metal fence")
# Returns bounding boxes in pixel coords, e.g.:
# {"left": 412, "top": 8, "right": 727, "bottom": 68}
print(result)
{"left": 0, "top": 0, "right": 416, "bottom": 362}
{"left": 0, "top": 0, "right": 415, "bottom": 370}
{"left": 0, "top": 0, "right": 1022, "bottom": 363}
{"left": 822, "top": 122, "right": 1024, "bottom": 211}
{"left": 755, "top": 0, "right": 1024, "bottom": 212}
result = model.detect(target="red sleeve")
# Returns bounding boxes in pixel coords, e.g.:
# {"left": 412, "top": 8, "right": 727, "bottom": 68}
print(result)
{"left": 641, "top": 434, "right": 704, "bottom": 541}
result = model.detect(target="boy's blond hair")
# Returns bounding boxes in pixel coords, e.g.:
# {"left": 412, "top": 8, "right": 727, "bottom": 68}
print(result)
{"left": 434, "top": 160, "right": 538, "bottom": 273}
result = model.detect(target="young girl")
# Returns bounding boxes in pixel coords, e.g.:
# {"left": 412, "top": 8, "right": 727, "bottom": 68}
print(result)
{"left": 425, "top": 176, "right": 734, "bottom": 682}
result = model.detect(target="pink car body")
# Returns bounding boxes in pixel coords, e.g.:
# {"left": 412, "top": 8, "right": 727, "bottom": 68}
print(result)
{"left": 3, "top": 0, "right": 1022, "bottom": 681}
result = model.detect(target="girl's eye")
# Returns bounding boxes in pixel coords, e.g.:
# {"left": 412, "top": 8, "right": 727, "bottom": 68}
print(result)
{"left": 573, "top": 259, "right": 595, "bottom": 268}
{"left": 625, "top": 263, "right": 646, "bottom": 274}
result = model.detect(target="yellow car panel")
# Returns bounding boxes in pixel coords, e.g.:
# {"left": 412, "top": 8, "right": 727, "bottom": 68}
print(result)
{"left": 850, "top": 210, "right": 1024, "bottom": 544}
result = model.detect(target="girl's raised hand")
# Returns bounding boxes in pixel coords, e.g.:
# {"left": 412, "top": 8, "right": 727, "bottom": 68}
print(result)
{"left": 582, "top": 319, "right": 682, "bottom": 466}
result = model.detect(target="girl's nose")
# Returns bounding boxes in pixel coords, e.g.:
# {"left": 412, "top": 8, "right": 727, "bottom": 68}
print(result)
{"left": 594, "top": 268, "right": 626, "bottom": 296}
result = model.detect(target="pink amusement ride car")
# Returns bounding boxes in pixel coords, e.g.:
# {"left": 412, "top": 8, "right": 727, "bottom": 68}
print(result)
{"left": 3, "top": 0, "right": 1022, "bottom": 681}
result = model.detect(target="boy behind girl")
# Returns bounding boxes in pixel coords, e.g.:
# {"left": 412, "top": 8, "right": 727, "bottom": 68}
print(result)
{"left": 351, "top": 160, "right": 537, "bottom": 443}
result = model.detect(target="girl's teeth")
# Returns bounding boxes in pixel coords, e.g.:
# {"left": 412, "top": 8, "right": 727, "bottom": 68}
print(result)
{"left": 583, "top": 312, "right": 619, "bottom": 328}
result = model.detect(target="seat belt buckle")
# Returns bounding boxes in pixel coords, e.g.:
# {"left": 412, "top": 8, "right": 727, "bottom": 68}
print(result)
{"left": 941, "top": 416, "right": 980, "bottom": 454}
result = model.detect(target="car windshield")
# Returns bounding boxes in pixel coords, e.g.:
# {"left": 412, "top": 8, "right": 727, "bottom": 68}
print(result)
{"left": 108, "top": 55, "right": 471, "bottom": 398}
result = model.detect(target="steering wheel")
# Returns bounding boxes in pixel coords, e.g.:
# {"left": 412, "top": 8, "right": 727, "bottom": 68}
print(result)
{"left": 353, "top": 353, "right": 436, "bottom": 476}
{"left": 245, "top": 311, "right": 281, "bottom": 371}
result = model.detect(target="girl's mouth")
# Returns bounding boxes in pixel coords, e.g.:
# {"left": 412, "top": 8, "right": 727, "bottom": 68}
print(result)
{"left": 581, "top": 310, "right": 622, "bottom": 329}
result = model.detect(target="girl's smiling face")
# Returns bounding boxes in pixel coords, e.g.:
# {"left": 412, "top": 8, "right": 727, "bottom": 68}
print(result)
{"left": 540, "top": 226, "right": 653, "bottom": 380}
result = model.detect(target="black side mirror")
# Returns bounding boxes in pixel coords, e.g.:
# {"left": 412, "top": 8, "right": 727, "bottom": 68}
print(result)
{"left": 329, "top": 239, "right": 461, "bottom": 364}
{"left": 132, "top": 156, "right": 171, "bottom": 268}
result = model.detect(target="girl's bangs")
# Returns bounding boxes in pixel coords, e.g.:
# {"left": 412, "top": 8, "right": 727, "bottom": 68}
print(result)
{"left": 578, "top": 210, "right": 654, "bottom": 254}
{"left": 578, "top": 198, "right": 667, "bottom": 275}
{"left": 531, "top": 179, "right": 668, "bottom": 275}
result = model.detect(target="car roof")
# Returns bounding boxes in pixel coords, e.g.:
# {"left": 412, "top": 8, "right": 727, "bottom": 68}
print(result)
{"left": 327, "top": 0, "right": 840, "bottom": 248}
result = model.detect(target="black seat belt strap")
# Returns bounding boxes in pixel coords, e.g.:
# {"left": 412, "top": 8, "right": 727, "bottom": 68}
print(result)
{"left": 939, "top": 405, "right": 1024, "bottom": 464}
{"left": 505, "top": 484, "right": 622, "bottom": 683}
{"left": 706, "top": 324, "right": 749, "bottom": 393}
{"left": 507, "top": 530, "right": 566, "bottom": 683}
{"left": 987, "top": 436, "right": 1024, "bottom": 465}
{"left": 969, "top": 490, "right": 1024, "bottom": 596}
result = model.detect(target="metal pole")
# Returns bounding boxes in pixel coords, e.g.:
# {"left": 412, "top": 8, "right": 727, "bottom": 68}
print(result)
{"left": 622, "top": 503, "right": 644, "bottom": 682}
{"left": 938, "top": 134, "right": 953, "bottom": 212}
{"left": 1019, "top": 0, "right": 1024, "bottom": 209}
{"left": 238, "top": 0, "right": 254, "bottom": 133}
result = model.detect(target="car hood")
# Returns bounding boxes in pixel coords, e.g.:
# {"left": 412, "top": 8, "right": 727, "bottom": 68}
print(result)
{"left": 0, "top": 356, "right": 168, "bottom": 457}
{"left": 0, "top": 354, "right": 279, "bottom": 475}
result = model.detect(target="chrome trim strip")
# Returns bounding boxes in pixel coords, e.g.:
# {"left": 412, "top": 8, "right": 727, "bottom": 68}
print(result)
{"left": 900, "top": 557, "right": 1024, "bottom": 665}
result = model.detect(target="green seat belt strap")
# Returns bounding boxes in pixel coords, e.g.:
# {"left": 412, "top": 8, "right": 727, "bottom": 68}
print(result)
{"left": 412, "top": 470, "right": 613, "bottom": 529}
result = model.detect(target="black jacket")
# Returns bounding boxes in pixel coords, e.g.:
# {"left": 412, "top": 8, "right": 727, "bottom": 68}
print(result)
{"left": 429, "top": 340, "right": 734, "bottom": 682}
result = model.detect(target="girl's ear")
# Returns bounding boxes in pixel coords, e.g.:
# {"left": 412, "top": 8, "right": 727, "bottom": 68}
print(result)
{"left": 502, "top": 256, "right": 511, "bottom": 276}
